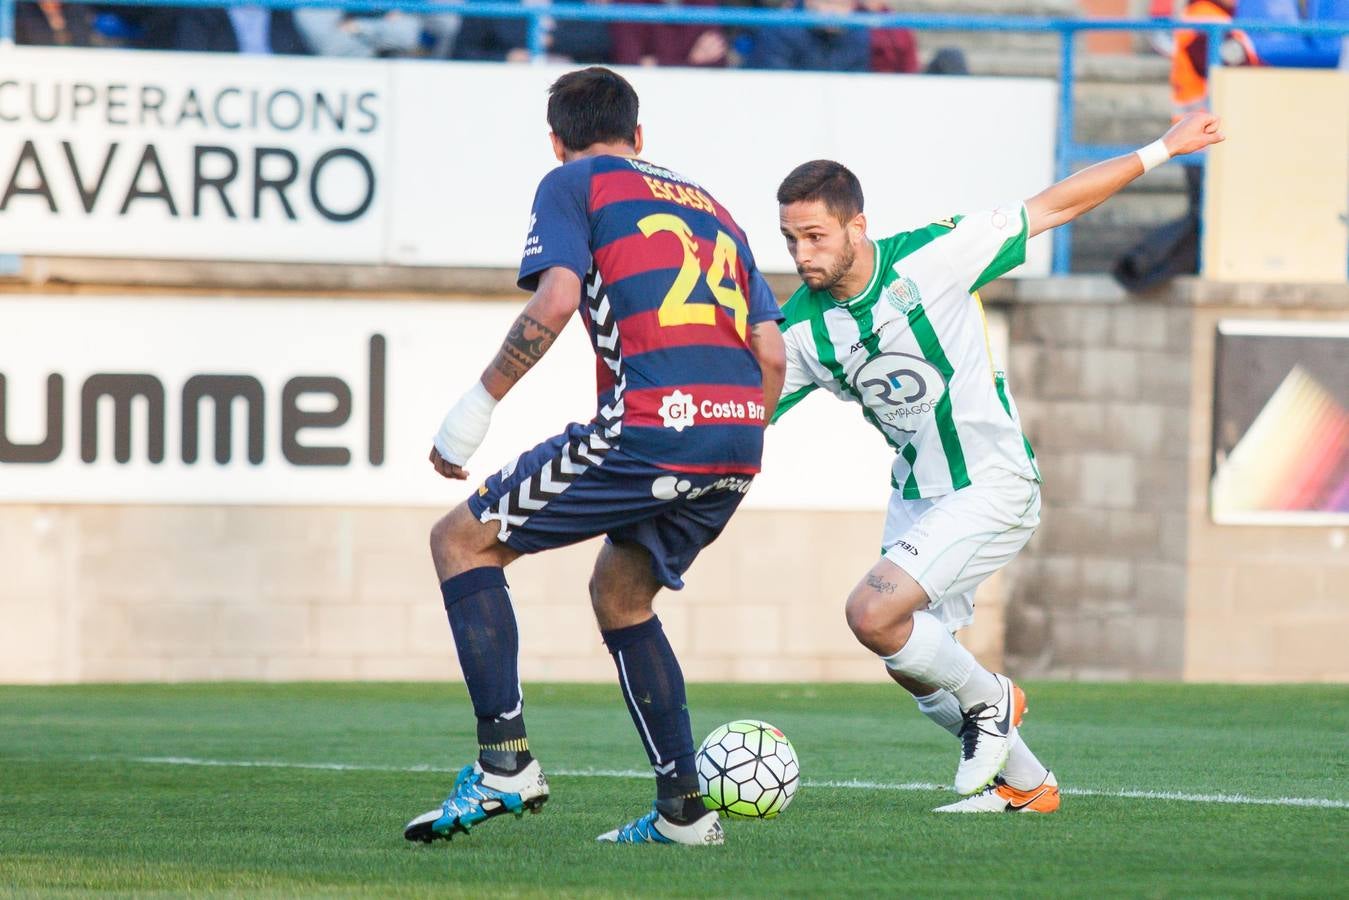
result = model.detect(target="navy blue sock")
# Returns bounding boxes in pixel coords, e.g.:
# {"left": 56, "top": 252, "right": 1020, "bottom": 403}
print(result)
{"left": 601, "top": 615, "right": 701, "bottom": 817}
{"left": 441, "top": 567, "right": 531, "bottom": 775}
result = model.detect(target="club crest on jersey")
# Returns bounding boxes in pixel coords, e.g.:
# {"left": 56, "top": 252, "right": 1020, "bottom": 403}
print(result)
{"left": 883, "top": 273, "right": 922, "bottom": 314}
{"left": 658, "top": 389, "right": 698, "bottom": 432}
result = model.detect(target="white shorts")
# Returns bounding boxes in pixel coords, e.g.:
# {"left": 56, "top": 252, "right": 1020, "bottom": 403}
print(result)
{"left": 881, "top": 469, "right": 1041, "bottom": 633}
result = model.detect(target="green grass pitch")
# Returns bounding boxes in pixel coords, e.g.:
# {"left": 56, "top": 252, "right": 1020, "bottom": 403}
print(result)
{"left": 2, "top": 682, "right": 1346, "bottom": 897}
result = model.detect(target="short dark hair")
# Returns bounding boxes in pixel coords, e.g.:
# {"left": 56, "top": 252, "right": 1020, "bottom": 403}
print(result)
{"left": 547, "top": 67, "right": 640, "bottom": 152}
{"left": 776, "top": 160, "right": 864, "bottom": 223}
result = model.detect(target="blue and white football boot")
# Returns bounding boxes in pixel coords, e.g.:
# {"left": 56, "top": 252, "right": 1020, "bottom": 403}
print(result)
{"left": 403, "top": 760, "right": 549, "bottom": 842}
{"left": 596, "top": 803, "right": 725, "bottom": 846}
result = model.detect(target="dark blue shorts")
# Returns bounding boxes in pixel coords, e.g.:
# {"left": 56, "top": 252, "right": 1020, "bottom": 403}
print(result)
{"left": 466, "top": 423, "right": 753, "bottom": 590}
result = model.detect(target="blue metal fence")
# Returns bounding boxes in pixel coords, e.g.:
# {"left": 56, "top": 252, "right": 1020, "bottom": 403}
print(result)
{"left": 2, "top": 2, "right": 1346, "bottom": 273}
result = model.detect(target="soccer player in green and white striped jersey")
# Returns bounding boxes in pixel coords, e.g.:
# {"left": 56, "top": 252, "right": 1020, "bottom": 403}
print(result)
{"left": 772, "top": 111, "right": 1224, "bottom": 812}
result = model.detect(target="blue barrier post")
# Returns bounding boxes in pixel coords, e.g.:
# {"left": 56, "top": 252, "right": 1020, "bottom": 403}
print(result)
{"left": 526, "top": 9, "right": 546, "bottom": 61}
{"left": 1, "top": 0, "right": 15, "bottom": 44}
{"left": 1052, "top": 28, "right": 1076, "bottom": 276}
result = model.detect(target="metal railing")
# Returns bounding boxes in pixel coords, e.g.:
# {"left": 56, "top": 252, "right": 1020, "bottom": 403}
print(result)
{"left": 2, "top": 2, "right": 1346, "bottom": 273}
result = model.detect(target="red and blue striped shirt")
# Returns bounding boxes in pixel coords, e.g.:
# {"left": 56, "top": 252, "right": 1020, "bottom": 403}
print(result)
{"left": 518, "top": 155, "right": 782, "bottom": 474}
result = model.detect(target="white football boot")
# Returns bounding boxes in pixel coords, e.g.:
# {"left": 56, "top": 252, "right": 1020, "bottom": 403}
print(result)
{"left": 934, "top": 772, "right": 1061, "bottom": 813}
{"left": 953, "top": 673, "right": 1020, "bottom": 795}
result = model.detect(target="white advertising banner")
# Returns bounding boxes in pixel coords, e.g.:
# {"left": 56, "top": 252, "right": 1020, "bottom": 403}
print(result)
{"left": 2, "top": 48, "right": 1056, "bottom": 275}
{"left": 0, "top": 295, "right": 914, "bottom": 510}
{"left": 386, "top": 62, "right": 1057, "bottom": 276}
{"left": 0, "top": 48, "right": 389, "bottom": 263}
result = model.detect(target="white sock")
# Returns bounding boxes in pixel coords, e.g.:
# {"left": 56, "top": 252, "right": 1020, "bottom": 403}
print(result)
{"left": 913, "top": 688, "right": 963, "bottom": 737}
{"left": 881, "top": 611, "right": 1001, "bottom": 709}
{"left": 1002, "top": 735, "right": 1050, "bottom": 791}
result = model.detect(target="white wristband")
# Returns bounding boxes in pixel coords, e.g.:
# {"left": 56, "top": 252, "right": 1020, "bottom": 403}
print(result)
{"left": 433, "top": 381, "right": 497, "bottom": 467}
{"left": 1136, "top": 139, "right": 1171, "bottom": 174}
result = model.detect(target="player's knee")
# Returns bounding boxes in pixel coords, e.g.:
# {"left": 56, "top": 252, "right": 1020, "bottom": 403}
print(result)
{"left": 429, "top": 505, "right": 483, "bottom": 575}
{"left": 843, "top": 590, "right": 878, "bottom": 642}
{"left": 429, "top": 514, "right": 453, "bottom": 560}
{"left": 844, "top": 589, "right": 909, "bottom": 649}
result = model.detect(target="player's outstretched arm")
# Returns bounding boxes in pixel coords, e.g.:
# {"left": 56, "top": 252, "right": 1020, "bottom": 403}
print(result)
{"left": 429, "top": 266, "right": 582, "bottom": 480}
{"left": 1024, "top": 111, "right": 1225, "bottom": 239}
{"left": 749, "top": 321, "right": 786, "bottom": 426}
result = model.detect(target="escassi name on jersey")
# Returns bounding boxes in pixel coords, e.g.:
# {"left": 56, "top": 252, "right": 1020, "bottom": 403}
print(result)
{"left": 0, "top": 335, "right": 385, "bottom": 467}
{"left": 640, "top": 176, "right": 715, "bottom": 216}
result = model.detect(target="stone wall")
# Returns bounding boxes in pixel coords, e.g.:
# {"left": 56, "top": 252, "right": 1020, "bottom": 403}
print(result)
{"left": 0, "top": 503, "right": 1013, "bottom": 684}
{"left": 996, "top": 285, "right": 1194, "bottom": 679}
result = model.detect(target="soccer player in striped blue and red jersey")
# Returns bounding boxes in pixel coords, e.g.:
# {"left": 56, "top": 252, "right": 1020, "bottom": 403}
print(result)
{"left": 403, "top": 67, "right": 785, "bottom": 848}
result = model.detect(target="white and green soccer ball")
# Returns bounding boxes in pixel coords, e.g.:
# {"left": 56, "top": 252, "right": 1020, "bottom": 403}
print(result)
{"left": 696, "top": 719, "right": 800, "bottom": 819}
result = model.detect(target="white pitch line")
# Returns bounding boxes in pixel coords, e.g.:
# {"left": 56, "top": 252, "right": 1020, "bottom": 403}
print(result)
{"left": 99, "top": 756, "right": 1349, "bottom": 811}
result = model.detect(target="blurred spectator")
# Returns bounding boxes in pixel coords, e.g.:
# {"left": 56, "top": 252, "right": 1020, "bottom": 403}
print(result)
{"left": 16, "top": 0, "right": 96, "bottom": 46}
{"left": 166, "top": 7, "right": 310, "bottom": 54}
{"left": 860, "top": 0, "right": 968, "bottom": 75}
{"left": 747, "top": 0, "right": 868, "bottom": 71}
{"left": 295, "top": 9, "right": 425, "bottom": 57}
{"left": 610, "top": 0, "right": 729, "bottom": 67}
{"left": 1148, "top": 0, "right": 1177, "bottom": 57}
{"left": 862, "top": 0, "right": 917, "bottom": 73}
{"left": 1335, "top": 0, "right": 1349, "bottom": 69}
{"left": 420, "top": 13, "right": 464, "bottom": 57}
{"left": 1171, "top": 0, "right": 1253, "bottom": 115}
{"left": 1237, "top": 0, "right": 1343, "bottom": 67}
{"left": 454, "top": 0, "right": 611, "bottom": 63}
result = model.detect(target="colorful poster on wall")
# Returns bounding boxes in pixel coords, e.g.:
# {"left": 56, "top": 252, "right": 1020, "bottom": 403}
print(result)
{"left": 1211, "top": 320, "right": 1349, "bottom": 525}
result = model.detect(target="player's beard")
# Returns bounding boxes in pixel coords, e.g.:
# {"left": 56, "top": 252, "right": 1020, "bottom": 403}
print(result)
{"left": 801, "top": 239, "right": 857, "bottom": 295}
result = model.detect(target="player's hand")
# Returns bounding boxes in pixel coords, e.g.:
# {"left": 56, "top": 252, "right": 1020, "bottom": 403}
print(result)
{"left": 1162, "top": 111, "right": 1225, "bottom": 158}
{"left": 430, "top": 382, "right": 496, "bottom": 481}
{"left": 429, "top": 446, "right": 469, "bottom": 480}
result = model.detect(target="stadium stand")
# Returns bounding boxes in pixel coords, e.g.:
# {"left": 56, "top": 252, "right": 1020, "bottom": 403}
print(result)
{"left": 1, "top": 0, "right": 1345, "bottom": 275}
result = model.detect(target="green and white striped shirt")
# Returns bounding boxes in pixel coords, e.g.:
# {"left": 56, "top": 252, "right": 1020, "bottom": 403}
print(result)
{"left": 773, "top": 206, "right": 1039, "bottom": 499}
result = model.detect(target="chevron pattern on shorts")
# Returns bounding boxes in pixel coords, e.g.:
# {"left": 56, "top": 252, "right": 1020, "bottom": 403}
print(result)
{"left": 486, "top": 428, "right": 612, "bottom": 539}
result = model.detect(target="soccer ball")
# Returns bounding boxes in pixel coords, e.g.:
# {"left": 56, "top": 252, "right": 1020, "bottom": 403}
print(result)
{"left": 696, "top": 719, "right": 800, "bottom": 819}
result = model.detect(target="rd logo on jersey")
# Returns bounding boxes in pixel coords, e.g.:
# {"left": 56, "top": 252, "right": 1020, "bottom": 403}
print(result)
{"left": 852, "top": 352, "right": 947, "bottom": 441}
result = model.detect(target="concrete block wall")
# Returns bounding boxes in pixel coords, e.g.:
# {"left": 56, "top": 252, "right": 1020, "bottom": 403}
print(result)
{"left": 999, "top": 295, "right": 1195, "bottom": 679}
{"left": 0, "top": 502, "right": 1009, "bottom": 685}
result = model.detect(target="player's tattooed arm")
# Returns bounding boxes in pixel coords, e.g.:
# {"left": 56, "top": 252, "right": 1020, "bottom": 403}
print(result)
{"left": 479, "top": 266, "right": 582, "bottom": 399}
{"left": 491, "top": 314, "right": 558, "bottom": 382}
